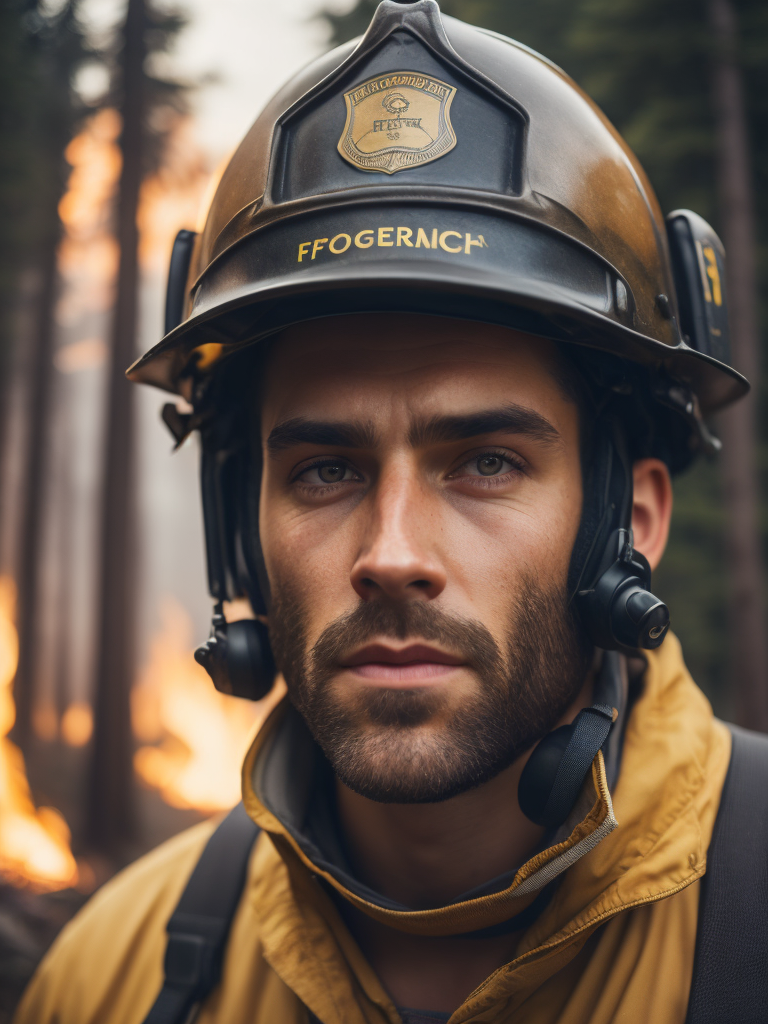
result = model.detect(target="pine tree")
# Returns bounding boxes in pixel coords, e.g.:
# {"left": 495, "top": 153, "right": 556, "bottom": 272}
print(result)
{"left": 86, "top": 0, "right": 188, "bottom": 859}
{"left": 2, "top": 1, "right": 91, "bottom": 752}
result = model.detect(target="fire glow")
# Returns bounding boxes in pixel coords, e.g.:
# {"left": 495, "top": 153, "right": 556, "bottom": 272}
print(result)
{"left": 133, "top": 598, "right": 281, "bottom": 814}
{"left": 0, "top": 577, "right": 79, "bottom": 891}
{"left": 53, "top": 113, "right": 260, "bottom": 817}
{"left": 56, "top": 109, "right": 212, "bottom": 362}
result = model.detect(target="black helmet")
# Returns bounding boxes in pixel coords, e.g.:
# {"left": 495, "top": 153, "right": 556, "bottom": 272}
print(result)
{"left": 129, "top": 1, "right": 747, "bottom": 701}
{"left": 130, "top": 1, "right": 744, "bottom": 416}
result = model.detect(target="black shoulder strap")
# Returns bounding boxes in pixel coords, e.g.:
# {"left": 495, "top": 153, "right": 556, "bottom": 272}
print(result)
{"left": 142, "top": 802, "right": 261, "bottom": 1024}
{"left": 685, "top": 724, "right": 768, "bottom": 1024}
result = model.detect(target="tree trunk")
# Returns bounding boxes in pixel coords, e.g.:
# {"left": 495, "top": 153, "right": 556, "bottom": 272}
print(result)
{"left": 709, "top": 0, "right": 768, "bottom": 729}
{"left": 11, "top": 234, "right": 59, "bottom": 755}
{"left": 53, "top": 381, "right": 74, "bottom": 727}
{"left": 85, "top": 0, "right": 146, "bottom": 856}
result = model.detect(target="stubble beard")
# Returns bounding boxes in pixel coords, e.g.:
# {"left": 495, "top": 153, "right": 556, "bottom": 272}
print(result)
{"left": 268, "top": 573, "right": 593, "bottom": 804}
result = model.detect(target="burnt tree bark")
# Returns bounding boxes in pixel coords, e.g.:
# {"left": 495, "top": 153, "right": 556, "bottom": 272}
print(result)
{"left": 86, "top": 0, "right": 147, "bottom": 855}
{"left": 709, "top": 0, "right": 768, "bottom": 729}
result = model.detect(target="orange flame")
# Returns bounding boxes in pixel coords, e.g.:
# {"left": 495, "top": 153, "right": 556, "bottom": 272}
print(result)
{"left": 133, "top": 598, "right": 282, "bottom": 814}
{"left": 56, "top": 108, "right": 122, "bottom": 329}
{"left": 0, "top": 577, "right": 79, "bottom": 891}
{"left": 55, "top": 110, "right": 215, "bottom": 365}
{"left": 137, "top": 118, "right": 213, "bottom": 273}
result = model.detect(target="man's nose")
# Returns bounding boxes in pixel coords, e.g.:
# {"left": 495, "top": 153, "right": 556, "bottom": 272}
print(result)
{"left": 350, "top": 465, "right": 447, "bottom": 602}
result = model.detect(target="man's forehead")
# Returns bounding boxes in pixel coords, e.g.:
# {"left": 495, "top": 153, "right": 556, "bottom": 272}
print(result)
{"left": 260, "top": 314, "right": 570, "bottom": 422}
{"left": 265, "top": 313, "right": 555, "bottom": 369}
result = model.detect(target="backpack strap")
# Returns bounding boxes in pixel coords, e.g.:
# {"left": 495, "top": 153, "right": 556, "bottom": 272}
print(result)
{"left": 685, "top": 723, "right": 768, "bottom": 1023}
{"left": 142, "top": 802, "right": 261, "bottom": 1024}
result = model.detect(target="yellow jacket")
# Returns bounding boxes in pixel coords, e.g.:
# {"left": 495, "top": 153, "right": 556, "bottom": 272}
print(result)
{"left": 16, "top": 634, "right": 730, "bottom": 1024}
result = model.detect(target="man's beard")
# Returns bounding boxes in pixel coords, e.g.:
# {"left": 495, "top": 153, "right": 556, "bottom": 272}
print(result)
{"left": 268, "top": 575, "right": 593, "bottom": 804}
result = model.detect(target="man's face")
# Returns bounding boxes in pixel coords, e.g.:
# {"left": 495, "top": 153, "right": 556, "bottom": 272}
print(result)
{"left": 258, "top": 314, "right": 591, "bottom": 803}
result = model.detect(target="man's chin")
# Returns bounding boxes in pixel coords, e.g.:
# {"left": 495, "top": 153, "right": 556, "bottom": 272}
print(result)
{"left": 330, "top": 732, "right": 510, "bottom": 804}
{"left": 337, "top": 683, "right": 449, "bottom": 729}
{"left": 315, "top": 712, "right": 516, "bottom": 805}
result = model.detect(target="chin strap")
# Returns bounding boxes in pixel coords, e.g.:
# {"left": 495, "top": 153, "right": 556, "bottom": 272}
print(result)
{"left": 518, "top": 650, "right": 627, "bottom": 829}
{"left": 518, "top": 703, "right": 615, "bottom": 829}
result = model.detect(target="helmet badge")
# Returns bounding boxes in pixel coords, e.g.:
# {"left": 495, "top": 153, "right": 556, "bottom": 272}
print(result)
{"left": 338, "top": 71, "right": 457, "bottom": 174}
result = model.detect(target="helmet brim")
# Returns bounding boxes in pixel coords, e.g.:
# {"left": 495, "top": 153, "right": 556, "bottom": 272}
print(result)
{"left": 129, "top": 237, "right": 747, "bottom": 416}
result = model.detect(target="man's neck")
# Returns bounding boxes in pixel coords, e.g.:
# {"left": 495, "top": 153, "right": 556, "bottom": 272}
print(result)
{"left": 332, "top": 675, "right": 595, "bottom": 1014}
{"left": 336, "top": 756, "right": 543, "bottom": 908}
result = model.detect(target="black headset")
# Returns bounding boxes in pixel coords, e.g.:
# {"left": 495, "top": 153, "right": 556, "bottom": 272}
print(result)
{"left": 158, "top": 207, "right": 724, "bottom": 829}
{"left": 518, "top": 421, "right": 668, "bottom": 829}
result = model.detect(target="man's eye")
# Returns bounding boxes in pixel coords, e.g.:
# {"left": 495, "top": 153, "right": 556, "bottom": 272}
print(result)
{"left": 297, "top": 461, "right": 356, "bottom": 485}
{"left": 475, "top": 455, "right": 506, "bottom": 476}
{"left": 460, "top": 453, "right": 519, "bottom": 477}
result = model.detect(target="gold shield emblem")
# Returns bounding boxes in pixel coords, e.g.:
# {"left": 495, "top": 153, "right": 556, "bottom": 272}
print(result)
{"left": 338, "top": 71, "right": 457, "bottom": 174}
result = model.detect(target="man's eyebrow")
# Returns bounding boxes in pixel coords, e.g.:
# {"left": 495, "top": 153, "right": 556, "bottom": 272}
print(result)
{"left": 407, "top": 405, "right": 563, "bottom": 449}
{"left": 266, "top": 417, "right": 378, "bottom": 456}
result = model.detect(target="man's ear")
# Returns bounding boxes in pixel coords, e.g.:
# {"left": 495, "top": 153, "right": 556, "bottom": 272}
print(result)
{"left": 631, "top": 458, "right": 673, "bottom": 571}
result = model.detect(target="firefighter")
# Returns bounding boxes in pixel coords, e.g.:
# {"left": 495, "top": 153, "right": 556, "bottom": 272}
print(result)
{"left": 16, "top": 2, "right": 768, "bottom": 1023}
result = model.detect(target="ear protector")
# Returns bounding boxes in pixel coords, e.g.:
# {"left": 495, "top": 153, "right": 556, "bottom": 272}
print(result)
{"left": 171, "top": 376, "right": 278, "bottom": 702}
{"left": 572, "top": 423, "right": 669, "bottom": 654}
{"left": 193, "top": 603, "right": 275, "bottom": 700}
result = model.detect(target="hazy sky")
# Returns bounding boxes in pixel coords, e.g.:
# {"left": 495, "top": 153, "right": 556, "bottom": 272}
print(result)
{"left": 82, "top": 0, "right": 354, "bottom": 160}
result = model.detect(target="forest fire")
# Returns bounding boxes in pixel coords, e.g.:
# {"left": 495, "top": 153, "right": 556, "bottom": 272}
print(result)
{"left": 57, "top": 107, "right": 122, "bottom": 328}
{"left": 57, "top": 109, "right": 211, "bottom": 340}
{"left": 0, "top": 577, "right": 78, "bottom": 891}
{"left": 132, "top": 598, "right": 282, "bottom": 814}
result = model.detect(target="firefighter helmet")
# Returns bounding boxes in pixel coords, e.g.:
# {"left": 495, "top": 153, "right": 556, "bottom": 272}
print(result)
{"left": 129, "top": 0, "right": 748, "bottom": 704}
{"left": 129, "top": 0, "right": 745, "bottom": 427}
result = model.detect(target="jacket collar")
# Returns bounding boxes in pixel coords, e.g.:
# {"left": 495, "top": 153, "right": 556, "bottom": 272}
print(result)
{"left": 242, "top": 662, "right": 625, "bottom": 937}
{"left": 241, "top": 634, "right": 731, "bottom": 1020}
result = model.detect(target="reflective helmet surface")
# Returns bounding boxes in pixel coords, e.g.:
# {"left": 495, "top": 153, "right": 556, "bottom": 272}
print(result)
{"left": 129, "top": 0, "right": 746, "bottom": 423}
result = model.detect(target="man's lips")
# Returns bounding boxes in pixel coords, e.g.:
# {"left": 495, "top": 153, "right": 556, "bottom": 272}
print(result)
{"left": 339, "top": 643, "right": 466, "bottom": 686}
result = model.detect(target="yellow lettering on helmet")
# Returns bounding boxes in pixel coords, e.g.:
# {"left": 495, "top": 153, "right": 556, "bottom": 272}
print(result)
{"left": 439, "top": 230, "right": 463, "bottom": 253}
{"left": 695, "top": 241, "right": 712, "bottom": 303}
{"left": 300, "top": 227, "right": 490, "bottom": 259}
{"left": 465, "top": 233, "right": 487, "bottom": 254}
{"left": 702, "top": 245, "right": 722, "bottom": 306}
{"left": 329, "top": 233, "right": 351, "bottom": 254}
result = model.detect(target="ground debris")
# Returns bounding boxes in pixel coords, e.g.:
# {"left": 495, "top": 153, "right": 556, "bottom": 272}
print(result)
{"left": 0, "top": 881, "right": 85, "bottom": 1022}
